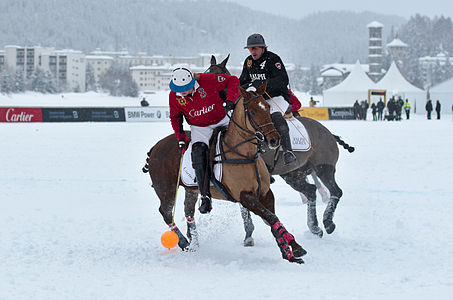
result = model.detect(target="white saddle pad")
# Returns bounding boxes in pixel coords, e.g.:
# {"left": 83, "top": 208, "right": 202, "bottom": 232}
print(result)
{"left": 181, "top": 132, "right": 223, "bottom": 187}
{"left": 283, "top": 117, "right": 311, "bottom": 151}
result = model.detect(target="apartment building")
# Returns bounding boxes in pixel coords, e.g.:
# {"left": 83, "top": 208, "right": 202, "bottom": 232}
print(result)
{"left": 2, "top": 45, "right": 86, "bottom": 91}
{"left": 85, "top": 55, "right": 114, "bottom": 83}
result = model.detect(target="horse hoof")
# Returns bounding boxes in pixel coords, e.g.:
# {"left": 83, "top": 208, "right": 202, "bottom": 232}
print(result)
{"left": 324, "top": 221, "right": 336, "bottom": 234}
{"left": 289, "top": 256, "right": 305, "bottom": 264}
{"left": 292, "top": 247, "right": 307, "bottom": 258}
{"left": 309, "top": 226, "right": 323, "bottom": 238}
{"left": 243, "top": 237, "right": 254, "bottom": 247}
{"left": 178, "top": 237, "right": 190, "bottom": 250}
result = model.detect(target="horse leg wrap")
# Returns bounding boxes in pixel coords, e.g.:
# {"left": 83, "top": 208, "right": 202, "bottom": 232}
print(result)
{"left": 323, "top": 196, "right": 339, "bottom": 234}
{"left": 275, "top": 237, "right": 295, "bottom": 261}
{"left": 185, "top": 217, "right": 199, "bottom": 250}
{"left": 271, "top": 221, "right": 295, "bottom": 245}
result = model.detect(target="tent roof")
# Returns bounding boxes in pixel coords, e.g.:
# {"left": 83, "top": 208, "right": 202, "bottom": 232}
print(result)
{"left": 323, "top": 60, "right": 376, "bottom": 92}
{"left": 375, "top": 61, "right": 424, "bottom": 93}
{"left": 430, "top": 76, "right": 453, "bottom": 93}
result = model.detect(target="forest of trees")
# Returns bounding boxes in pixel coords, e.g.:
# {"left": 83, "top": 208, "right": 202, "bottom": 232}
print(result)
{"left": 1, "top": 0, "right": 453, "bottom": 95}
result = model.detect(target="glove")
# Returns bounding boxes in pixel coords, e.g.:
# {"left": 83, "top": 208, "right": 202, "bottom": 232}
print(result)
{"left": 223, "top": 100, "right": 235, "bottom": 111}
{"left": 178, "top": 136, "right": 189, "bottom": 154}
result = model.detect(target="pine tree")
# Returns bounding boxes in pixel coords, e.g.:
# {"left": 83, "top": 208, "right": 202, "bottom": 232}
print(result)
{"left": 99, "top": 63, "right": 138, "bottom": 97}
{"left": 85, "top": 63, "right": 97, "bottom": 92}
{"left": 14, "top": 70, "right": 25, "bottom": 93}
{"left": 1, "top": 70, "right": 13, "bottom": 94}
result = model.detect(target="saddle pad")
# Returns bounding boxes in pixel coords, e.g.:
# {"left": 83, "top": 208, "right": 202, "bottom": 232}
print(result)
{"left": 283, "top": 117, "right": 311, "bottom": 151}
{"left": 181, "top": 132, "right": 223, "bottom": 187}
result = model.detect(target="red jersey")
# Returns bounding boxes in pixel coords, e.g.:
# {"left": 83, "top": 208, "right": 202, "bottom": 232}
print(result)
{"left": 169, "top": 73, "right": 239, "bottom": 140}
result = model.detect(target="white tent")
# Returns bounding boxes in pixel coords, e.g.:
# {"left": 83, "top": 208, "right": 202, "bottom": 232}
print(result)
{"left": 323, "top": 60, "right": 377, "bottom": 106}
{"left": 374, "top": 61, "right": 425, "bottom": 113}
{"left": 430, "top": 77, "right": 453, "bottom": 115}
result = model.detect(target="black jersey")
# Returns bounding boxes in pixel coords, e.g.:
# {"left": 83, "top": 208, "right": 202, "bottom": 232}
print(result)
{"left": 239, "top": 50, "right": 291, "bottom": 102}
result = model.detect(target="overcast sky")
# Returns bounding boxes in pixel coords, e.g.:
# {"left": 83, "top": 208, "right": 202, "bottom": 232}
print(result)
{"left": 222, "top": 0, "right": 453, "bottom": 20}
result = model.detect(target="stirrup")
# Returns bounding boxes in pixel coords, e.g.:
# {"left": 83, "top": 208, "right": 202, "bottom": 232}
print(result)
{"left": 199, "top": 195, "right": 212, "bottom": 214}
{"left": 283, "top": 151, "right": 297, "bottom": 166}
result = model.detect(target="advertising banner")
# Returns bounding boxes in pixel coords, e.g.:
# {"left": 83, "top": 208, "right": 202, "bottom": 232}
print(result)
{"left": 82, "top": 107, "right": 125, "bottom": 122}
{"left": 0, "top": 107, "right": 43, "bottom": 122}
{"left": 42, "top": 108, "right": 84, "bottom": 122}
{"left": 328, "top": 107, "right": 355, "bottom": 120}
{"left": 42, "top": 107, "right": 125, "bottom": 122}
{"left": 125, "top": 107, "right": 170, "bottom": 122}
{"left": 297, "top": 107, "right": 329, "bottom": 120}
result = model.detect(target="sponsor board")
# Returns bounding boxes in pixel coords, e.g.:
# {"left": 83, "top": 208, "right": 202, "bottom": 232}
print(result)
{"left": 42, "top": 108, "right": 125, "bottom": 122}
{"left": 0, "top": 107, "right": 43, "bottom": 122}
{"left": 328, "top": 107, "right": 355, "bottom": 120}
{"left": 42, "top": 108, "right": 83, "bottom": 122}
{"left": 297, "top": 107, "right": 329, "bottom": 120}
{"left": 125, "top": 107, "right": 170, "bottom": 122}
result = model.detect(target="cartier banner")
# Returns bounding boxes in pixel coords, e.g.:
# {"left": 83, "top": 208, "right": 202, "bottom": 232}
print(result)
{"left": 0, "top": 107, "right": 43, "bottom": 122}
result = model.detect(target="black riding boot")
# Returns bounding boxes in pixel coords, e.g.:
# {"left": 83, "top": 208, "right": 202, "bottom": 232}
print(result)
{"left": 271, "top": 112, "right": 296, "bottom": 166}
{"left": 191, "top": 142, "right": 212, "bottom": 214}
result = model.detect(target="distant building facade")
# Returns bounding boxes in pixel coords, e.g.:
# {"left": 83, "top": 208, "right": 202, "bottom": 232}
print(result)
{"left": 386, "top": 37, "right": 408, "bottom": 72}
{"left": 1, "top": 45, "right": 86, "bottom": 91}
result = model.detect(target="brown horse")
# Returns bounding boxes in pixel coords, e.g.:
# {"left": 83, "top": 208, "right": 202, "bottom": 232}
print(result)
{"left": 143, "top": 81, "right": 307, "bottom": 264}
{"left": 206, "top": 56, "right": 355, "bottom": 245}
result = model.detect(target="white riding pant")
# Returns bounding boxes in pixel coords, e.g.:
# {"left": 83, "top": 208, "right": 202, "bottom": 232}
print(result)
{"left": 267, "top": 96, "right": 290, "bottom": 115}
{"left": 190, "top": 115, "right": 230, "bottom": 146}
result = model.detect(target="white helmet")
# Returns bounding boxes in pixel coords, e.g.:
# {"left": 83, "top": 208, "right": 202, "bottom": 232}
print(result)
{"left": 169, "top": 67, "right": 195, "bottom": 92}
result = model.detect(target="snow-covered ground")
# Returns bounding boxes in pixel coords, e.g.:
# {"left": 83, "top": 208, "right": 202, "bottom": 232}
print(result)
{"left": 1, "top": 94, "right": 452, "bottom": 299}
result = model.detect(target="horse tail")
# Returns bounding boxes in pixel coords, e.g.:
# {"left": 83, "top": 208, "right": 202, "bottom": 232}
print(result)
{"left": 142, "top": 147, "right": 154, "bottom": 173}
{"left": 333, "top": 135, "right": 355, "bottom": 153}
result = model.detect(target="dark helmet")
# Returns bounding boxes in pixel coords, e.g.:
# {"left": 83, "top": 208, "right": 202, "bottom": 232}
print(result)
{"left": 244, "top": 33, "right": 266, "bottom": 49}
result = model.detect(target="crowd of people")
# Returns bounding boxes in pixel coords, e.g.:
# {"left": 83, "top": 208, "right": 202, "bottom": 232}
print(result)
{"left": 353, "top": 96, "right": 445, "bottom": 121}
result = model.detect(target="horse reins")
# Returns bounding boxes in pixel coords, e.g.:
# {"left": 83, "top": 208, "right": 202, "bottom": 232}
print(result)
{"left": 214, "top": 93, "right": 276, "bottom": 200}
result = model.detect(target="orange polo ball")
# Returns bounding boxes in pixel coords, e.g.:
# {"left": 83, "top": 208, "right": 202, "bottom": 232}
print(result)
{"left": 161, "top": 230, "right": 179, "bottom": 249}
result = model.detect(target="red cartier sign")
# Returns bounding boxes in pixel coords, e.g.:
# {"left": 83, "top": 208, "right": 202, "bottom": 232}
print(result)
{"left": 0, "top": 107, "right": 43, "bottom": 122}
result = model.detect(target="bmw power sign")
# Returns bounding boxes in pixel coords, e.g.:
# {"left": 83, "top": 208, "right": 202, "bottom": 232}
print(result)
{"left": 125, "top": 107, "right": 170, "bottom": 122}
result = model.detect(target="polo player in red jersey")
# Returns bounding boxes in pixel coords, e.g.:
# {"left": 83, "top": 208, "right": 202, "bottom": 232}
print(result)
{"left": 169, "top": 67, "right": 239, "bottom": 214}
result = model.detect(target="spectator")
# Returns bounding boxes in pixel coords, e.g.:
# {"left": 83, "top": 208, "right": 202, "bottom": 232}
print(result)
{"left": 360, "top": 100, "right": 369, "bottom": 120}
{"left": 425, "top": 100, "right": 433, "bottom": 119}
{"left": 435, "top": 100, "right": 441, "bottom": 119}
{"left": 371, "top": 102, "right": 377, "bottom": 121}
{"left": 353, "top": 100, "right": 361, "bottom": 120}
{"left": 140, "top": 97, "right": 149, "bottom": 107}
{"left": 377, "top": 98, "right": 385, "bottom": 120}
{"left": 396, "top": 97, "right": 404, "bottom": 121}
{"left": 309, "top": 97, "right": 318, "bottom": 107}
{"left": 403, "top": 99, "right": 411, "bottom": 120}
{"left": 387, "top": 97, "right": 396, "bottom": 121}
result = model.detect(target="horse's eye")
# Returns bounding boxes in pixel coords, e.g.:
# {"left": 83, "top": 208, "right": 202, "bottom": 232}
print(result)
{"left": 250, "top": 110, "right": 256, "bottom": 116}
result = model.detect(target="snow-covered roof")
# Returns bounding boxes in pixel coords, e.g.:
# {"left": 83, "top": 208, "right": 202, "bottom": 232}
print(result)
{"left": 85, "top": 55, "right": 114, "bottom": 60}
{"left": 321, "top": 63, "right": 370, "bottom": 74}
{"left": 431, "top": 76, "right": 453, "bottom": 92}
{"left": 321, "top": 68, "right": 343, "bottom": 77}
{"left": 367, "top": 21, "right": 384, "bottom": 28}
{"left": 387, "top": 38, "right": 408, "bottom": 48}
{"left": 323, "top": 60, "right": 375, "bottom": 92}
{"left": 375, "top": 61, "right": 424, "bottom": 92}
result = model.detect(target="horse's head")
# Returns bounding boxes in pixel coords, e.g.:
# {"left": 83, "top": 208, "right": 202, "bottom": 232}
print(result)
{"left": 206, "top": 55, "right": 231, "bottom": 75}
{"left": 237, "top": 82, "right": 280, "bottom": 149}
